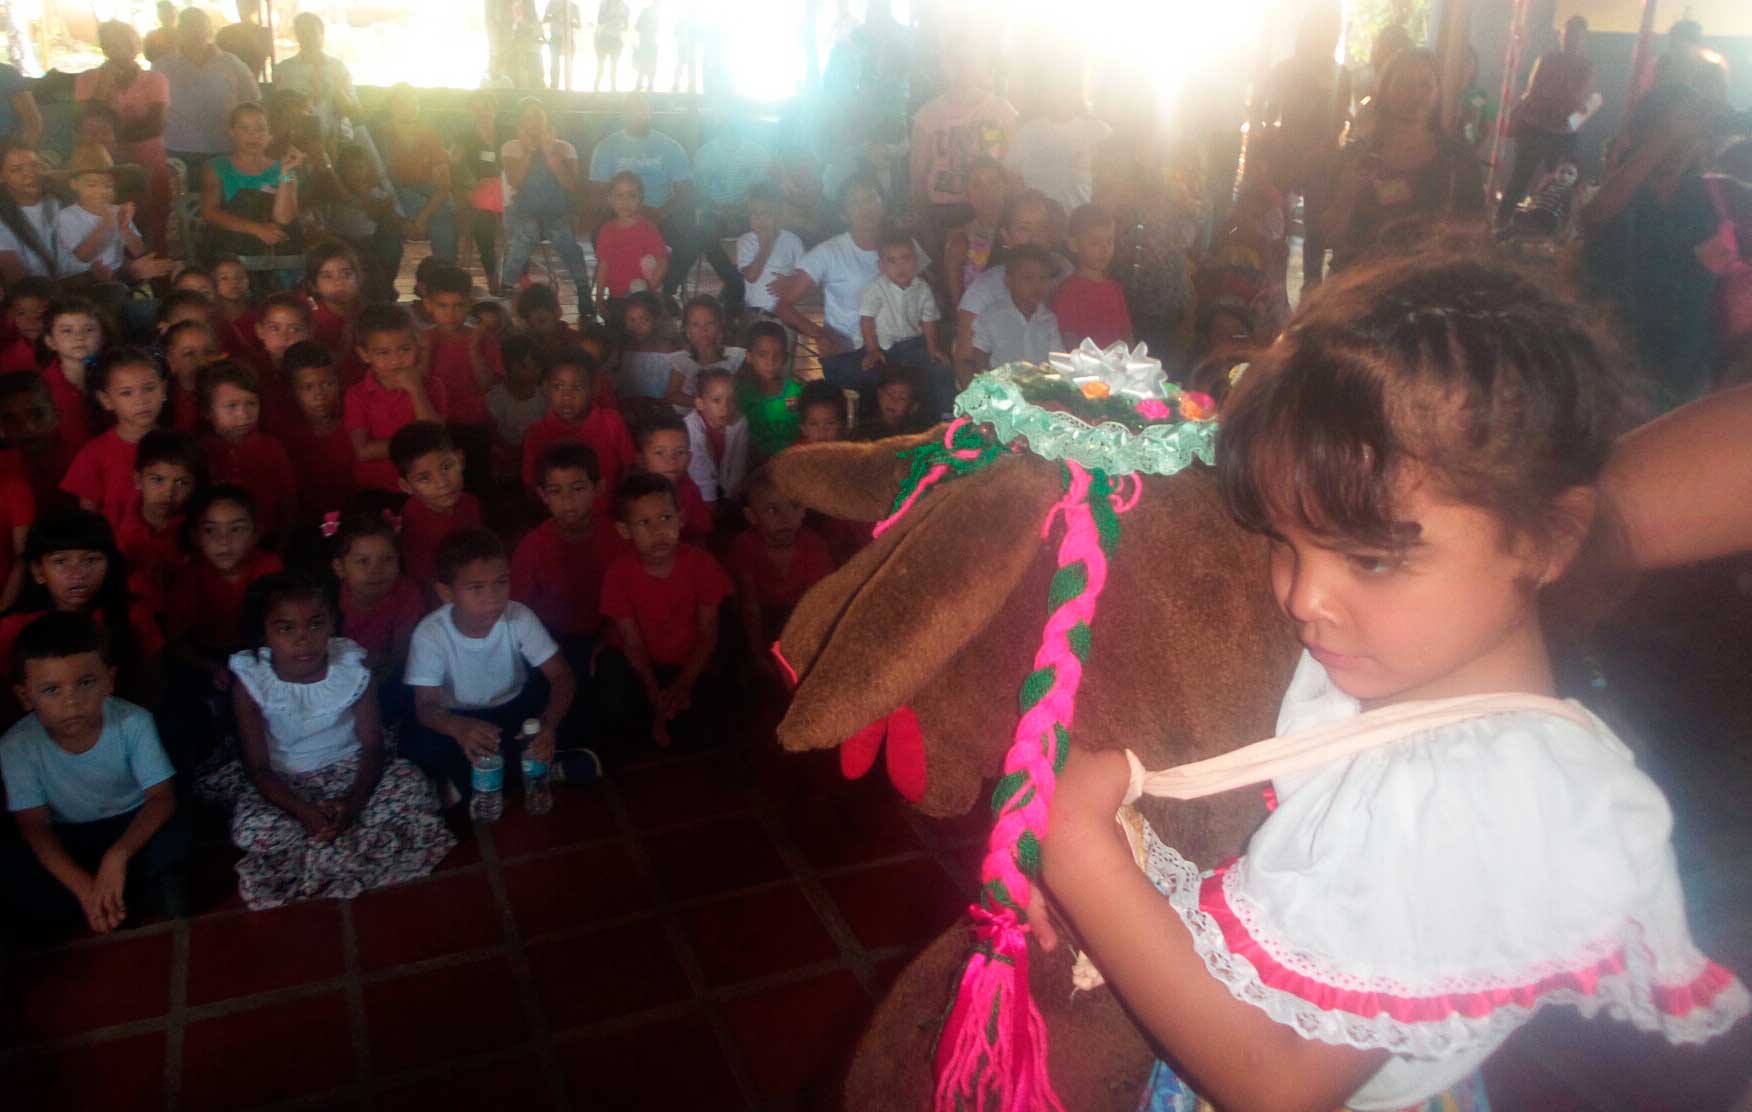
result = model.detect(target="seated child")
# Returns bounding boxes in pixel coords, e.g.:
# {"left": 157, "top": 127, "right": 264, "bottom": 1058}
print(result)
{"left": 328, "top": 142, "right": 405, "bottom": 302}
{"left": 421, "top": 264, "right": 502, "bottom": 491}
{"left": 115, "top": 429, "right": 200, "bottom": 611}
{"left": 971, "top": 244, "right": 1061, "bottom": 374}
{"left": 0, "top": 612, "right": 187, "bottom": 936}
{"left": 729, "top": 468, "right": 835, "bottom": 679}
{"left": 636, "top": 414, "right": 711, "bottom": 546}
{"left": 736, "top": 182, "right": 805, "bottom": 318}
{"left": 858, "top": 226, "right": 947, "bottom": 380}
{"left": 162, "top": 319, "right": 220, "bottom": 433}
{"left": 665, "top": 295, "right": 744, "bottom": 410}
{"left": 307, "top": 241, "right": 368, "bottom": 387}
{"left": 735, "top": 321, "right": 802, "bottom": 462}
{"left": 1051, "top": 203, "right": 1134, "bottom": 349}
{"left": 345, "top": 304, "right": 446, "bottom": 493}
{"left": 54, "top": 147, "right": 148, "bottom": 284}
{"left": 280, "top": 342, "right": 357, "bottom": 526}
{"left": 684, "top": 369, "right": 748, "bottom": 506}
{"left": 40, "top": 297, "right": 107, "bottom": 460}
{"left": 593, "top": 170, "right": 669, "bottom": 303}
{"left": 171, "top": 264, "right": 216, "bottom": 300}
{"left": 513, "top": 283, "right": 580, "bottom": 361}
{"left": 520, "top": 348, "right": 636, "bottom": 496}
{"left": 198, "top": 360, "right": 297, "bottom": 546}
{"left": 615, "top": 291, "right": 679, "bottom": 405}
{"left": 578, "top": 321, "right": 623, "bottom": 412}
{"left": 0, "top": 446, "right": 32, "bottom": 610}
{"left": 486, "top": 334, "right": 547, "bottom": 481}
{"left": 228, "top": 571, "right": 455, "bottom": 909}
{"left": 600, "top": 473, "right": 733, "bottom": 750}
{"left": 471, "top": 300, "right": 509, "bottom": 338}
{"left": 247, "top": 290, "right": 313, "bottom": 431}
{"left": 330, "top": 511, "right": 425, "bottom": 682}
{"left": 512, "top": 441, "right": 630, "bottom": 667}
{"left": 392, "top": 421, "right": 483, "bottom": 592}
{"left": 851, "top": 363, "right": 932, "bottom": 440}
{"left": 404, "top": 528, "right": 582, "bottom": 804}
{"left": 61, "top": 348, "right": 169, "bottom": 531}
{"left": 212, "top": 256, "right": 262, "bottom": 360}
{"left": 796, "top": 379, "right": 847, "bottom": 446}
{"left": 0, "top": 509, "right": 167, "bottom": 722}
{"left": 0, "top": 277, "right": 53, "bottom": 373}
{"left": 0, "top": 372, "right": 73, "bottom": 513}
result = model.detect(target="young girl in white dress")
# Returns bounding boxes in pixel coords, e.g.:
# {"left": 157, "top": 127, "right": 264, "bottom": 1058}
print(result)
{"left": 229, "top": 571, "right": 455, "bottom": 910}
{"left": 1038, "top": 253, "right": 1750, "bottom": 1110}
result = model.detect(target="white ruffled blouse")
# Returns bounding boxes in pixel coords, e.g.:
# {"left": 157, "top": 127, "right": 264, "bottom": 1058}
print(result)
{"left": 1144, "top": 651, "right": 1750, "bottom": 1111}
{"left": 229, "top": 638, "right": 372, "bottom": 776}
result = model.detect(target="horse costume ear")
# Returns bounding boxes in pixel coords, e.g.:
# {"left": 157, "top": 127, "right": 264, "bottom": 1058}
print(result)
{"left": 775, "top": 458, "right": 1065, "bottom": 805}
{"left": 767, "top": 429, "right": 940, "bottom": 522}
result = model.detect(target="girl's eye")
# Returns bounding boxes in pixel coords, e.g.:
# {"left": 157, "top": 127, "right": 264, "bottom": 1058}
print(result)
{"left": 1347, "top": 553, "right": 1401, "bottom": 575}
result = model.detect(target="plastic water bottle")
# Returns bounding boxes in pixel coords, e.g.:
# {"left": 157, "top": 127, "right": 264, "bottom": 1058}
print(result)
{"left": 519, "top": 719, "right": 552, "bottom": 816}
{"left": 469, "top": 753, "right": 504, "bottom": 823}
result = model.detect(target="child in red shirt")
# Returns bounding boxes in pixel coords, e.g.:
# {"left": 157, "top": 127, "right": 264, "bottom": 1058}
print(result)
{"left": 162, "top": 319, "right": 220, "bottom": 434}
{"left": 245, "top": 291, "right": 312, "bottom": 434}
{"left": 635, "top": 414, "right": 711, "bottom": 546}
{"left": 520, "top": 348, "right": 635, "bottom": 495}
{"left": 1049, "top": 204, "right": 1134, "bottom": 350}
{"left": 795, "top": 380, "right": 871, "bottom": 565}
{"left": 513, "top": 440, "right": 629, "bottom": 644}
{"left": 593, "top": 172, "right": 669, "bottom": 302}
{"left": 114, "top": 429, "right": 199, "bottom": 612}
{"left": 61, "top": 348, "right": 168, "bottom": 532}
{"left": 513, "top": 281, "right": 581, "bottom": 361}
{"left": 306, "top": 241, "right": 368, "bottom": 385}
{"left": 40, "top": 297, "right": 106, "bottom": 462}
{"left": 600, "top": 473, "right": 732, "bottom": 749}
{"left": 0, "top": 372, "right": 74, "bottom": 515}
{"left": 212, "top": 256, "right": 263, "bottom": 361}
{"left": 329, "top": 511, "right": 425, "bottom": 725}
{"left": 729, "top": 468, "right": 835, "bottom": 678}
{"left": 0, "top": 447, "right": 34, "bottom": 610}
{"left": 198, "top": 360, "right": 297, "bottom": 547}
{"left": 279, "top": 342, "right": 357, "bottom": 525}
{"left": 344, "top": 304, "right": 447, "bottom": 493}
{"left": 392, "top": 421, "right": 482, "bottom": 593}
{"left": 0, "top": 277, "right": 52, "bottom": 374}
{"left": 421, "top": 264, "right": 501, "bottom": 492}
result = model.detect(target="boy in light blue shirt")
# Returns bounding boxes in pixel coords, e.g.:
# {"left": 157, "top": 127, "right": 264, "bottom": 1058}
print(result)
{"left": 1, "top": 613, "right": 188, "bottom": 937}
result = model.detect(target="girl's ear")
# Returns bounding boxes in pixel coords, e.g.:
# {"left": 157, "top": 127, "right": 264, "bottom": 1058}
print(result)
{"left": 29, "top": 559, "right": 45, "bottom": 585}
{"left": 1536, "top": 485, "right": 1600, "bottom": 586}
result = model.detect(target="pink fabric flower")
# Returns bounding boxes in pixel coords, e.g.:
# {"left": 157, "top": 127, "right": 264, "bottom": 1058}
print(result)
{"left": 1136, "top": 398, "right": 1173, "bottom": 420}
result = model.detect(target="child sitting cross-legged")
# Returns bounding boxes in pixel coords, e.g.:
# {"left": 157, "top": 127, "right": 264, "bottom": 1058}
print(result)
{"left": 684, "top": 368, "right": 748, "bottom": 512}
{"left": 345, "top": 304, "right": 446, "bottom": 494}
{"left": 729, "top": 468, "right": 835, "bottom": 685}
{"left": 599, "top": 472, "right": 733, "bottom": 750}
{"left": 198, "top": 360, "right": 297, "bottom": 547}
{"left": 391, "top": 421, "right": 482, "bottom": 594}
{"left": 61, "top": 347, "right": 169, "bottom": 532}
{"left": 0, "top": 612, "right": 188, "bottom": 937}
{"left": 635, "top": 414, "right": 711, "bottom": 546}
{"left": 115, "top": 429, "right": 201, "bottom": 611}
{"left": 227, "top": 571, "right": 455, "bottom": 910}
{"left": 520, "top": 348, "right": 636, "bottom": 497}
{"left": 403, "top": 528, "right": 587, "bottom": 808}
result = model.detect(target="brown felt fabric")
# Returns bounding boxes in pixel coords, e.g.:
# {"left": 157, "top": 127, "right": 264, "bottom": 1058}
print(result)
{"left": 768, "top": 429, "right": 939, "bottom": 522}
{"left": 769, "top": 440, "right": 1303, "bottom": 1110}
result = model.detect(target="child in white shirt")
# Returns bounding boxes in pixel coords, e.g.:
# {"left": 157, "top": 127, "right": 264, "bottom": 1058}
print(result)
{"left": 55, "top": 149, "right": 146, "bottom": 282}
{"left": 684, "top": 368, "right": 749, "bottom": 504}
{"left": 736, "top": 182, "right": 805, "bottom": 315}
{"left": 858, "top": 228, "right": 947, "bottom": 371}
{"left": 971, "top": 245, "right": 1060, "bottom": 372}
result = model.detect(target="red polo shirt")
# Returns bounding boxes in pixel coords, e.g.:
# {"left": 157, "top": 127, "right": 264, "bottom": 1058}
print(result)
{"left": 164, "top": 547, "right": 283, "bottom": 655}
{"left": 0, "top": 601, "right": 166, "bottom": 675}
{"left": 0, "top": 336, "right": 36, "bottom": 374}
{"left": 340, "top": 576, "right": 426, "bottom": 662}
{"left": 344, "top": 374, "right": 434, "bottom": 492}
{"left": 310, "top": 301, "right": 366, "bottom": 384}
{"left": 398, "top": 492, "right": 483, "bottom": 588}
{"left": 279, "top": 417, "right": 357, "bottom": 525}
{"left": 220, "top": 309, "right": 261, "bottom": 361}
{"left": 59, "top": 428, "right": 138, "bottom": 532}
{"left": 202, "top": 430, "right": 298, "bottom": 542}
{"left": 520, "top": 406, "right": 637, "bottom": 494}
{"left": 40, "top": 363, "right": 92, "bottom": 463}
{"left": 593, "top": 217, "right": 669, "bottom": 297}
{"left": 427, "top": 326, "right": 501, "bottom": 426}
{"left": 727, "top": 526, "right": 835, "bottom": 615}
{"left": 511, "top": 516, "right": 631, "bottom": 637}
{"left": 599, "top": 545, "right": 732, "bottom": 667}
{"left": 672, "top": 473, "right": 712, "bottom": 545}
{"left": 1050, "top": 274, "right": 1134, "bottom": 350}
{"left": 167, "top": 381, "right": 201, "bottom": 434}
{"left": 0, "top": 450, "right": 35, "bottom": 603}
{"left": 114, "top": 493, "right": 184, "bottom": 612}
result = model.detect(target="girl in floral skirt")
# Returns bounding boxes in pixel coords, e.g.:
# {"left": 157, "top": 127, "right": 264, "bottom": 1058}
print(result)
{"left": 228, "top": 570, "right": 454, "bottom": 909}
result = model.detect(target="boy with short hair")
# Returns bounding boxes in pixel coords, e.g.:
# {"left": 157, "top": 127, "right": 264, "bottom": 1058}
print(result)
{"left": 796, "top": 380, "right": 847, "bottom": 446}
{"left": 737, "top": 182, "right": 805, "bottom": 317}
{"left": 684, "top": 369, "right": 748, "bottom": 507}
{"left": 345, "top": 304, "right": 446, "bottom": 492}
{"left": 971, "top": 244, "right": 1061, "bottom": 374}
{"left": 600, "top": 473, "right": 732, "bottom": 749}
{"left": 729, "top": 468, "right": 835, "bottom": 677}
{"left": 116, "top": 428, "right": 201, "bottom": 609}
{"left": 392, "top": 421, "right": 483, "bottom": 591}
{"left": 635, "top": 413, "right": 710, "bottom": 545}
{"left": 486, "top": 334, "right": 547, "bottom": 472}
{"left": 421, "top": 264, "right": 502, "bottom": 491}
{"left": 403, "top": 528, "right": 584, "bottom": 804}
{"left": 858, "top": 227, "right": 947, "bottom": 372}
{"left": 513, "top": 441, "right": 629, "bottom": 652}
{"left": 1, "top": 612, "right": 189, "bottom": 935}
{"left": 513, "top": 283, "right": 580, "bottom": 360}
{"left": 55, "top": 150, "right": 147, "bottom": 283}
{"left": 520, "top": 348, "right": 636, "bottom": 495}
{"left": 1050, "top": 204, "right": 1133, "bottom": 349}
{"left": 280, "top": 341, "right": 357, "bottom": 523}
{"left": 852, "top": 364, "right": 930, "bottom": 441}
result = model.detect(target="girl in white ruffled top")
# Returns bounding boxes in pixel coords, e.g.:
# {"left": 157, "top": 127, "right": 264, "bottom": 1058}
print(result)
{"left": 228, "top": 571, "right": 455, "bottom": 910}
{"left": 1038, "top": 254, "right": 1749, "bottom": 1111}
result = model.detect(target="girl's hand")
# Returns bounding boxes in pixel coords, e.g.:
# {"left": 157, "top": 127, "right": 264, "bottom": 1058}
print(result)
{"left": 115, "top": 202, "right": 136, "bottom": 230}
{"left": 297, "top": 800, "right": 334, "bottom": 838}
{"left": 281, "top": 147, "right": 307, "bottom": 174}
{"left": 255, "top": 222, "right": 288, "bottom": 246}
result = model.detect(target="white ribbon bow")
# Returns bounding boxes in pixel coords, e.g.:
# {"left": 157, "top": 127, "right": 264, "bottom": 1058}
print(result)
{"left": 1048, "top": 338, "right": 1167, "bottom": 400}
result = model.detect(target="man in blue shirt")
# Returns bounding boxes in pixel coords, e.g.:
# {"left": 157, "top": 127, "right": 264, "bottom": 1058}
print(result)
{"left": 588, "top": 94, "right": 698, "bottom": 301}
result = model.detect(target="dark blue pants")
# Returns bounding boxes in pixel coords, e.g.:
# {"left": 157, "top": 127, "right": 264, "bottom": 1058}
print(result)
{"left": 401, "top": 681, "right": 546, "bottom": 801}
{"left": 0, "top": 805, "right": 192, "bottom": 934}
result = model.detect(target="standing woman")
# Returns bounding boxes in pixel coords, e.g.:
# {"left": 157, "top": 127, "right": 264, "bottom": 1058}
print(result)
{"left": 1316, "top": 47, "right": 1484, "bottom": 272}
{"left": 76, "top": 22, "right": 172, "bottom": 254}
{"left": 453, "top": 90, "right": 506, "bottom": 295}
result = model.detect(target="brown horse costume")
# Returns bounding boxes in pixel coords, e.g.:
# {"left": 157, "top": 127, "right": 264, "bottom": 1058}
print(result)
{"left": 769, "top": 431, "right": 1304, "bottom": 1110}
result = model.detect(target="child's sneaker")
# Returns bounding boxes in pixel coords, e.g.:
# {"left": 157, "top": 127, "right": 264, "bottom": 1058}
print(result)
{"left": 552, "top": 748, "right": 603, "bottom": 786}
